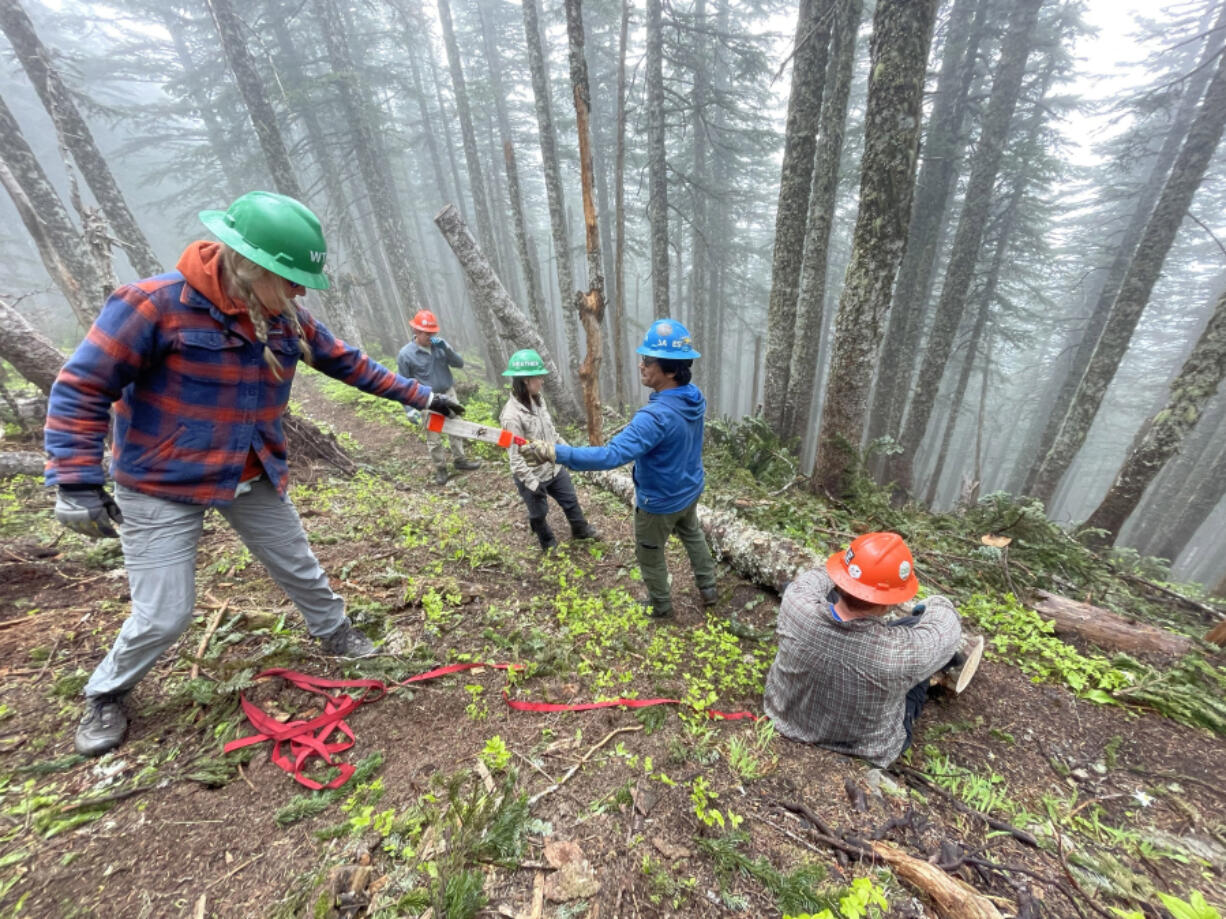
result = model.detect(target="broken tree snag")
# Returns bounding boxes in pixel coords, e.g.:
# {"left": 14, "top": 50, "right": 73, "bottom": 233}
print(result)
{"left": 0, "top": 452, "right": 44, "bottom": 478}
{"left": 870, "top": 841, "right": 1003, "bottom": 919}
{"left": 583, "top": 470, "right": 821, "bottom": 591}
{"left": 1031, "top": 590, "right": 1195, "bottom": 656}
{"left": 565, "top": 0, "right": 606, "bottom": 445}
{"left": 434, "top": 204, "right": 583, "bottom": 424}
{"left": 1206, "top": 620, "right": 1226, "bottom": 646}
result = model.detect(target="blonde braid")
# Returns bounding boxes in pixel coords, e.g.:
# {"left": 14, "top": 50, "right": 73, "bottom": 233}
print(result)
{"left": 219, "top": 245, "right": 312, "bottom": 378}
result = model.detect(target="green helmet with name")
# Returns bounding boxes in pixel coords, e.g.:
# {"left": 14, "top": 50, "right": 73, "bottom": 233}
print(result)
{"left": 502, "top": 349, "right": 549, "bottom": 377}
{"left": 199, "top": 191, "right": 330, "bottom": 289}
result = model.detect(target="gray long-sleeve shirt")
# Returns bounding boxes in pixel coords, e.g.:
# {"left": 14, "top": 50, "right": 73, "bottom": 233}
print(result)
{"left": 763, "top": 569, "right": 961, "bottom": 766}
{"left": 396, "top": 339, "right": 464, "bottom": 393}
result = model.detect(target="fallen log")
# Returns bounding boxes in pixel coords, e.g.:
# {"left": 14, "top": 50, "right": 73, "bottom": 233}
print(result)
{"left": 1031, "top": 590, "right": 1194, "bottom": 656}
{"left": 0, "top": 451, "right": 44, "bottom": 478}
{"left": 870, "top": 841, "right": 1004, "bottom": 919}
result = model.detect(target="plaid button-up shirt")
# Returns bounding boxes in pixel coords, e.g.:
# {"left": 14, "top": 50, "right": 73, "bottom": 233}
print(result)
{"left": 45, "top": 272, "right": 431, "bottom": 505}
{"left": 763, "top": 569, "right": 961, "bottom": 766}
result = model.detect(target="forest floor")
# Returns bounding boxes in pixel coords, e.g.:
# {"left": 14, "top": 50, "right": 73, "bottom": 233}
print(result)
{"left": 0, "top": 370, "right": 1223, "bottom": 919}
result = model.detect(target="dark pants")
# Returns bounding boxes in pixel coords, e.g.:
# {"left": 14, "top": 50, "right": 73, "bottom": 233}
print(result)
{"left": 515, "top": 469, "right": 589, "bottom": 547}
{"left": 888, "top": 610, "right": 949, "bottom": 753}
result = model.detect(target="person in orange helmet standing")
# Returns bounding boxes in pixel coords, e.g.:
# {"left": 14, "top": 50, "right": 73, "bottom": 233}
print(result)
{"left": 397, "top": 310, "right": 481, "bottom": 484}
{"left": 763, "top": 532, "right": 982, "bottom": 766}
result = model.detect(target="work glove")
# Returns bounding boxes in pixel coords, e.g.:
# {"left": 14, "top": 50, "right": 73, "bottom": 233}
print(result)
{"left": 430, "top": 336, "right": 448, "bottom": 349}
{"left": 55, "top": 485, "right": 124, "bottom": 539}
{"left": 404, "top": 406, "right": 423, "bottom": 424}
{"left": 427, "top": 392, "right": 465, "bottom": 417}
{"left": 520, "top": 441, "right": 556, "bottom": 465}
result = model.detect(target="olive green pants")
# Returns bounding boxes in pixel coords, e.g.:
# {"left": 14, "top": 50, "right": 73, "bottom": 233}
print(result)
{"left": 634, "top": 498, "right": 716, "bottom": 616}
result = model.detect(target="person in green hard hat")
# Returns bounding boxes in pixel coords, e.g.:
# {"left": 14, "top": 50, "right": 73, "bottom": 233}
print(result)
{"left": 44, "top": 190, "right": 464, "bottom": 757}
{"left": 499, "top": 349, "right": 598, "bottom": 551}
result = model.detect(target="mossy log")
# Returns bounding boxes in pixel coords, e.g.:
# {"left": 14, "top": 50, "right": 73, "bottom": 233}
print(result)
{"left": 1032, "top": 589, "right": 1195, "bottom": 656}
{"left": 0, "top": 452, "right": 43, "bottom": 478}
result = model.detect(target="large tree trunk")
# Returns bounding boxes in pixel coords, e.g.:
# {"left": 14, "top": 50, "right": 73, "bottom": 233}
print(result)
{"left": 887, "top": 0, "right": 1045, "bottom": 495}
{"left": 1082, "top": 286, "right": 1226, "bottom": 543}
{"left": 612, "top": 0, "right": 631, "bottom": 413}
{"left": 0, "top": 298, "right": 65, "bottom": 394}
{"left": 645, "top": 0, "right": 670, "bottom": 320}
{"left": 688, "top": 0, "right": 710, "bottom": 367}
{"left": 1031, "top": 591, "right": 1195, "bottom": 657}
{"left": 0, "top": 0, "right": 160, "bottom": 279}
{"left": 867, "top": 0, "right": 988, "bottom": 456}
{"left": 1020, "top": 0, "right": 1226, "bottom": 496}
{"left": 784, "top": 0, "right": 862, "bottom": 442}
{"left": 0, "top": 94, "right": 109, "bottom": 327}
{"left": 761, "top": 0, "right": 833, "bottom": 432}
{"left": 0, "top": 452, "right": 43, "bottom": 478}
{"left": 522, "top": 0, "right": 580, "bottom": 387}
{"left": 435, "top": 204, "right": 583, "bottom": 424}
{"left": 1030, "top": 34, "right": 1226, "bottom": 505}
{"left": 811, "top": 0, "right": 939, "bottom": 497}
{"left": 478, "top": 4, "right": 548, "bottom": 337}
{"left": 564, "top": 0, "right": 607, "bottom": 445}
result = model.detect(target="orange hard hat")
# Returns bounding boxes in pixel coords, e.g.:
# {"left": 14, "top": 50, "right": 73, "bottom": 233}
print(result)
{"left": 825, "top": 532, "right": 918, "bottom": 605}
{"left": 410, "top": 309, "right": 440, "bottom": 333}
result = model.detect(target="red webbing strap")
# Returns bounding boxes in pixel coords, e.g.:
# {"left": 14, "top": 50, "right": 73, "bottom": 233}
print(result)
{"left": 225, "top": 663, "right": 757, "bottom": 789}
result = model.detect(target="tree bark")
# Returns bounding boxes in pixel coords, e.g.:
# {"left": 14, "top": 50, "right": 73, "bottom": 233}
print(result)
{"left": 811, "top": 0, "right": 939, "bottom": 497}
{"left": 784, "top": 0, "right": 862, "bottom": 442}
{"left": 1082, "top": 286, "right": 1226, "bottom": 543}
{"left": 762, "top": 0, "right": 833, "bottom": 432}
{"left": 887, "top": 0, "right": 1045, "bottom": 496}
{"left": 522, "top": 0, "right": 580, "bottom": 386}
{"left": 645, "top": 0, "right": 671, "bottom": 320}
{"left": 1030, "top": 35, "right": 1226, "bottom": 505}
{"left": 867, "top": 0, "right": 988, "bottom": 454}
{"left": 0, "top": 452, "right": 43, "bottom": 478}
{"left": 0, "top": 0, "right": 160, "bottom": 278}
{"left": 0, "top": 93, "right": 110, "bottom": 327}
{"left": 0, "top": 298, "right": 64, "bottom": 394}
{"left": 435, "top": 204, "right": 583, "bottom": 423}
{"left": 564, "top": 0, "right": 607, "bottom": 445}
{"left": 612, "top": 0, "right": 631, "bottom": 413}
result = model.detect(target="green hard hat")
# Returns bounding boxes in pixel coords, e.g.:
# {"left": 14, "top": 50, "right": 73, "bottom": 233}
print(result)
{"left": 502, "top": 349, "right": 549, "bottom": 376}
{"left": 199, "top": 191, "right": 330, "bottom": 290}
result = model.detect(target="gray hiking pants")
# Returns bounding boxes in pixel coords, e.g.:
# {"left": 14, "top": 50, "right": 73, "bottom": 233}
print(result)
{"left": 425, "top": 387, "right": 467, "bottom": 469}
{"left": 83, "top": 479, "right": 346, "bottom": 699}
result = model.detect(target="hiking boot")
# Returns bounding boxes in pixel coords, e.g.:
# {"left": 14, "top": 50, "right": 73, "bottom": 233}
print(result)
{"left": 453, "top": 457, "right": 481, "bottom": 471}
{"left": 319, "top": 621, "right": 376, "bottom": 659}
{"left": 646, "top": 600, "right": 673, "bottom": 619}
{"left": 700, "top": 586, "right": 718, "bottom": 607}
{"left": 75, "top": 695, "right": 127, "bottom": 757}
{"left": 570, "top": 522, "right": 599, "bottom": 540}
{"left": 530, "top": 518, "right": 558, "bottom": 552}
{"left": 433, "top": 467, "right": 450, "bottom": 486}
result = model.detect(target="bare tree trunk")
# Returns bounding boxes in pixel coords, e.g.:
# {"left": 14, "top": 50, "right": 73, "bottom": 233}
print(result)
{"left": 612, "top": 0, "right": 631, "bottom": 413}
{"left": 762, "top": 0, "right": 834, "bottom": 431}
{"left": 811, "top": 0, "right": 939, "bottom": 497}
{"left": 1082, "top": 286, "right": 1226, "bottom": 543}
{"left": 867, "top": 0, "right": 988, "bottom": 453}
{"left": 785, "top": 0, "right": 862, "bottom": 442}
{"left": 0, "top": 297, "right": 65, "bottom": 394}
{"left": 522, "top": 0, "right": 580, "bottom": 386}
{"left": 436, "top": 204, "right": 583, "bottom": 423}
{"left": 564, "top": 0, "right": 606, "bottom": 445}
{"left": 688, "top": 0, "right": 710, "bottom": 366}
{"left": 0, "top": 0, "right": 160, "bottom": 278}
{"left": 0, "top": 94, "right": 108, "bottom": 327}
{"left": 887, "top": 0, "right": 1045, "bottom": 495}
{"left": 645, "top": 0, "right": 670, "bottom": 320}
{"left": 1154, "top": 437, "right": 1226, "bottom": 561}
{"left": 1031, "top": 37, "right": 1226, "bottom": 504}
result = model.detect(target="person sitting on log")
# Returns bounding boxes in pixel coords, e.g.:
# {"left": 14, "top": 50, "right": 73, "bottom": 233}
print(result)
{"left": 499, "top": 348, "right": 598, "bottom": 551}
{"left": 763, "top": 532, "right": 983, "bottom": 766}
{"left": 519, "top": 319, "right": 718, "bottom": 618}
{"left": 44, "top": 190, "right": 464, "bottom": 757}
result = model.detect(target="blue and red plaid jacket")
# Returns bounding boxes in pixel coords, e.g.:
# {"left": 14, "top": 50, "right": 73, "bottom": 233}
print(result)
{"left": 45, "top": 270, "right": 431, "bottom": 506}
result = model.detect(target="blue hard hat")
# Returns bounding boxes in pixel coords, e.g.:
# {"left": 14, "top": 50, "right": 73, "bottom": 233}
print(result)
{"left": 636, "top": 318, "right": 701, "bottom": 360}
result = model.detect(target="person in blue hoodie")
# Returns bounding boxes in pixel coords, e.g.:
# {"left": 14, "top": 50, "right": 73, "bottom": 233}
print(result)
{"left": 520, "top": 319, "right": 717, "bottom": 618}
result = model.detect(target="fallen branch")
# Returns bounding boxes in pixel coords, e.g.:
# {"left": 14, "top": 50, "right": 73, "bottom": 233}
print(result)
{"left": 871, "top": 840, "right": 1004, "bottom": 919}
{"left": 892, "top": 765, "right": 1039, "bottom": 848}
{"left": 528, "top": 725, "right": 642, "bottom": 805}
{"left": 190, "top": 599, "right": 231, "bottom": 681}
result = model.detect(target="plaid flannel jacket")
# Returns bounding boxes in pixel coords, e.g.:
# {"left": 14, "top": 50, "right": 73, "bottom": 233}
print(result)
{"left": 763, "top": 569, "right": 961, "bottom": 766}
{"left": 45, "top": 272, "right": 431, "bottom": 506}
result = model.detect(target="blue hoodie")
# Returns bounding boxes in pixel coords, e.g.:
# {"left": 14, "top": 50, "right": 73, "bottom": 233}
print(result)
{"left": 555, "top": 384, "right": 706, "bottom": 514}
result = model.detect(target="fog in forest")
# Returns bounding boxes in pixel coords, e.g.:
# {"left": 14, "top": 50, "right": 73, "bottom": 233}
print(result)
{"left": 1, "top": 0, "right": 1224, "bottom": 591}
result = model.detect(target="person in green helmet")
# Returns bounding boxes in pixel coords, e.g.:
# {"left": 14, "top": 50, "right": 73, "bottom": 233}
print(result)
{"left": 499, "top": 349, "right": 597, "bottom": 551}
{"left": 44, "top": 190, "right": 464, "bottom": 758}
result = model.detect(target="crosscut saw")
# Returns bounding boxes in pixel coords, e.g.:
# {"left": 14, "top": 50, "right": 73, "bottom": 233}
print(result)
{"left": 424, "top": 411, "right": 527, "bottom": 449}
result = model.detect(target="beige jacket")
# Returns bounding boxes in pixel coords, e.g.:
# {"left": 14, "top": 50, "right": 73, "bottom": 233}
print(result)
{"left": 500, "top": 395, "right": 565, "bottom": 490}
